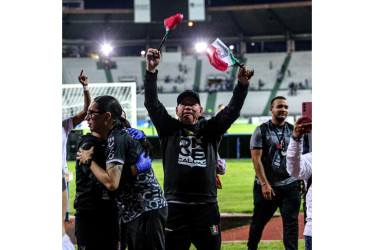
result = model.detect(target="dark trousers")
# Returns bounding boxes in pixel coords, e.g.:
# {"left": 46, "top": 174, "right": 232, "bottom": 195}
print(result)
{"left": 75, "top": 209, "right": 119, "bottom": 250}
{"left": 305, "top": 235, "right": 312, "bottom": 250}
{"left": 119, "top": 218, "right": 128, "bottom": 250}
{"left": 126, "top": 207, "right": 167, "bottom": 250}
{"left": 247, "top": 181, "right": 301, "bottom": 250}
{"left": 165, "top": 203, "right": 221, "bottom": 250}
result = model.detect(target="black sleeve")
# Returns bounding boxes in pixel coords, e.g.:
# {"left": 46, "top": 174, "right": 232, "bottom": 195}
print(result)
{"left": 143, "top": 70, "right": 179, "bottom": 136}
{"left": 106, "top": 133, "right": 130, "bottom": 165}
{"left": 206, "top": 82, "right": 249, "bottom": 137}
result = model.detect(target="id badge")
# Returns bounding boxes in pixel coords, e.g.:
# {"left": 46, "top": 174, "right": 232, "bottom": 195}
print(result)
{"left": 272, "top": 151, "right": 281, "bottom": 169}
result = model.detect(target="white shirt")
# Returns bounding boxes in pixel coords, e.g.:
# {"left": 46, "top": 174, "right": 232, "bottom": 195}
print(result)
{"left": 286, "top": 138, "right": 312, "bottom": 237}
{"left": 62, "top": 117, "right": 74, "bottom": 174}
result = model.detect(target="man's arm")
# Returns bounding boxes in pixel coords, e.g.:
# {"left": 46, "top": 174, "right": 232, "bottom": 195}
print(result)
{"left": 251, "top": 149, "right": 275, "bottom": 200}
{"left": 76, "top": 146, "right": 151, "bottom": 190}
{"left": 72, "top": 69, "right": 91, "bottom": 127}
{"left": 88, "top": 161, "right": 122, "bottom": 191}
{"left": 143, "top": 49, "right": 176, "bottom": 134}
{"left": 286, "top": 117, "right": 312, "bottom": 180}
{"left": 286, "top": 140, "right": 312, "bottom": 180}
{"left": 208, "top": 65, "right": 253, "bottom": 135}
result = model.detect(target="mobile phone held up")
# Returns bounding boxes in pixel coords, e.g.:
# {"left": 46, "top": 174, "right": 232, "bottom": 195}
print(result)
{"left": 302, "top": 102, "right": 312, "bottom": 123}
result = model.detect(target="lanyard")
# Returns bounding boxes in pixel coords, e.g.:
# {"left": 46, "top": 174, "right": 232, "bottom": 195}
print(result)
{"left": 272, "top": 124, "right": 286, "bottom": 156}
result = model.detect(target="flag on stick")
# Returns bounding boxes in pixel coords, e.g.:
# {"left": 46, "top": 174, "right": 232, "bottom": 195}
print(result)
{"left": 157, "top": 13, "right": 183, "bottom": 51}
{"left": 204, "top": 38, "right": 239, "bottom": 71}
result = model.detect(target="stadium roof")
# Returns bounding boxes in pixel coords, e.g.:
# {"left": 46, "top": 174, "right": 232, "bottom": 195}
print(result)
{"left": 63, "top": 0, "right": 311, "bottom": 53}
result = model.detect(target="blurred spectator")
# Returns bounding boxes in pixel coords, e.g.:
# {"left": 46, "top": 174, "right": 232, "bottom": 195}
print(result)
{"left": 269, "top": 60, "right": 273, "bottom": 70}
{"left": 288, "top": 82, "right": 298, "bottom": 96}
{"left": 164, "top": 75, "right": 171, "bottom": 83}
{"left": 305, "top": 79, "right": 309, "bottom": 88}
{"left": 258, "top": 79, "right": 264, "bottom": 90}
{"left": 276, "top": 70, "right": 283, "bottom": 81}
{"left": 175, "top": 75, "right": 184, "bottom": 83}
{"left": 158, "top": 85, "right": 163, "bottom": 93}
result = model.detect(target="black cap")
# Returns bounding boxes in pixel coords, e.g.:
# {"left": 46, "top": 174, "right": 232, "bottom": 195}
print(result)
{"left": 177, "top": 90, "right": 201, "bottom": 105}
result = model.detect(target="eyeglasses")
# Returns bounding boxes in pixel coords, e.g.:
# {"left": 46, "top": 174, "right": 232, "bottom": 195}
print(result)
{"left": 86, "top": 110, "right": 105, "bottom": 119}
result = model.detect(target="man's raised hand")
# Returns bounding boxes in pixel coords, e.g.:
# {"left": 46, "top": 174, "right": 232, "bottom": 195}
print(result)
{"left": 146, "top": 49, "right": 161, "bottom": 73}
{"left": 293, "top": 117, "right": 312, "bottom": 139}
{"left": 78, "top": 69, "right": 88, "bottom": 86}
{"left": 237, "top": 64, "right": 254, "bottom": 85}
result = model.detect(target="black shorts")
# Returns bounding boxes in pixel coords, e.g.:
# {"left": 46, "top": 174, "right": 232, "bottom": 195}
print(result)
{"left": 165, "top": 203, "right": 221, "bottom": 250}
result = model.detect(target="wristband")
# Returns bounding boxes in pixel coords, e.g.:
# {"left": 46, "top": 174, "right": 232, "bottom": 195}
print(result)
{"left": 83, "top": 85, "right": 88, "bottom": 91}
{"left": 291, "top": 134, "right": 303, "bottom": 142}
{"left": 261, "top": 183, "right": 266, "bottom": 187}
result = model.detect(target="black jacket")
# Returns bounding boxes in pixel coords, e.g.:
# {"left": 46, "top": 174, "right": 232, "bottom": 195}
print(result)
{"left": 74, "top": 133, "right": 117, "bottom": 213}
{"left": 144, "top": 70, "right": 248, "bottom": 203}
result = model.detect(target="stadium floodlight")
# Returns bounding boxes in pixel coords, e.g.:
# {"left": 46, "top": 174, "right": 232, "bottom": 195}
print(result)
{"left": 140, "top": 50, "right": 146, "bottom": 56}
{"left": 229, "top": 45, "right": 234, "bottom": 50}
{"left": 195, "top": 42, "right": 207, "bottom": 53}
{"left": 188, "top": 21, "right": 194, "bottom": 27}
{"left": 101, "top": 44, "right": 113, "bottom": 56}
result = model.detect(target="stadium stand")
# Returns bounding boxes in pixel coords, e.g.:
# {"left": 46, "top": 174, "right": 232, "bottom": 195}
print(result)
{"left": 158, "top": 60, "right": 196, "bottom": 93}
{"left": 62, "top": 51, "right": 311, "bottom": 118}
{"left": 62, "top": 58, "right": 107, "bottom": 84}
{"left": 110, "top": 56, "right": 144, "bottom": 85}
{"left": 243, "top": 52, "right": 288, "bottom": 90}
{"left": 198, "top": 54, "right": 236, "bottom": 92}
{"left": 280, "top": 51, "right": 312, "bottom": 89}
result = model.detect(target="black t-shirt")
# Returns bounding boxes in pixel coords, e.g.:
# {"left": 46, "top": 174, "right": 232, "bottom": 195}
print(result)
{"left": 106, "top": 127, "right": 167, "bottom": 223}
{"left": 250, "top": 120, "right": 297, "bottom": 185}
{"left": 74, "top": 133, "right": 117, "bottom": 213}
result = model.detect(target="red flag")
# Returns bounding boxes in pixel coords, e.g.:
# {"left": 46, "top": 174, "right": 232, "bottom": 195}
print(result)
{"left": 204, "top": 38, "right": 239, "bottom": 71}
{"left": 205, "top": 45, "right": 229, "bottom": 71}
{"left": 164, "top": 13, "right": 183, "bottom": 31}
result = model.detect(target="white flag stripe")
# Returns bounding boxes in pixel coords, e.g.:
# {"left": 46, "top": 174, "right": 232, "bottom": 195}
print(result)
{"left": 212, "top": 38, "right": 237, "bottom": 66}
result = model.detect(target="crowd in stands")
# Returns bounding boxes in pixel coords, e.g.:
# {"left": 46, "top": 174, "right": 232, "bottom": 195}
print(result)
{"left": 288, "top": 79, "right": 310, "bottom": 96}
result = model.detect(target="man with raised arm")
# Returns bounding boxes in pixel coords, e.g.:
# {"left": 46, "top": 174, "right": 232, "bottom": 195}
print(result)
{"left": 62, "top": 69, "right": 91, "bottom": 250}
{"left": 143, "top": 48, "right": 253, "bottom": 250}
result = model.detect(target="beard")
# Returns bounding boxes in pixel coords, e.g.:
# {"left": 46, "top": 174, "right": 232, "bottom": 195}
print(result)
{"left": 275, "top": 115, "right": 286, "bottom": 122}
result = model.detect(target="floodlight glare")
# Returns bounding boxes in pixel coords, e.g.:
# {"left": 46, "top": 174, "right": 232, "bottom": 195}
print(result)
{"left": 251, "top": 42, "right": 255, "bottom": 46}
{"left": 229, "top": 45, "right": 234, "bottom": 50}
{"left": 140, "top": 50, "right": 146, "bottom": 56}
{"left": 101, "top": 44, "right": 113, "bottom": 56}
{"left": 195, "top": 42, "right": 207, "bottom": 53}
{"left": 188, "top": 21, "right": 194, "bottom": 27}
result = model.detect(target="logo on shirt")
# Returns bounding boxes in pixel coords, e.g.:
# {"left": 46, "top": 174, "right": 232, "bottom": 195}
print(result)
{"left": 178, "top": 135, "right": 206, "bottom": 168}
{"left": 107, "top": 136, "right": 116, "bottom": 160}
